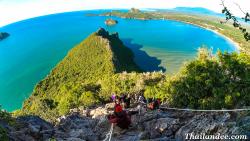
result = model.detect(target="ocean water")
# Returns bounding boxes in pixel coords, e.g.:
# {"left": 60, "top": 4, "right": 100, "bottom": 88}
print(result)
{"left": 0, "top": 10, "right": 236, "bottom": 111}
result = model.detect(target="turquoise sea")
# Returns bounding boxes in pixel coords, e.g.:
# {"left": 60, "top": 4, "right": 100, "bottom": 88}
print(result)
{"left": 0, "top": 10, "right": 236, "bottom": 111}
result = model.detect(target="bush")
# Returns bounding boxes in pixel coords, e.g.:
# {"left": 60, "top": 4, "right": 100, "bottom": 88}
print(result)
{"left": 79, "top": 91, "right": 100, "bottom": 107}
{"left": 0, "top": 126, "right": 8, "bottom": 141}
{"left": 0, "top": 106, "right": 15, "bottom": 125}
{"left": 57, "top": 91, "right": 78, "bottom": 115}
{"left": 161, "top": 49, "right": 250, "bottom": 109}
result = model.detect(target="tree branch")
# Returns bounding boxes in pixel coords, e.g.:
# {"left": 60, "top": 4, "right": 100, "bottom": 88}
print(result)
{"left": 220, "top": 0, "right": 250, "bottom": 41}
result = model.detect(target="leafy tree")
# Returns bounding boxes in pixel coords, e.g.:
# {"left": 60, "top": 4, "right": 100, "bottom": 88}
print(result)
{"left": 160, "top": 48, "right": 250, "bottom": 109}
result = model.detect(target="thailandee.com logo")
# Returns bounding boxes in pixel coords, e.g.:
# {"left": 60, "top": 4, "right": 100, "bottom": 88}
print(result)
{"left": 185, "top": 133, "right": 248, "bottom": 140}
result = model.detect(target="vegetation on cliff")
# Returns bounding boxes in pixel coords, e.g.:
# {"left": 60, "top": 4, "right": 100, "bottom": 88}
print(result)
{"left": 0, "top": 106, "right": 15, "bottom": 141}
{"left": 17, "top": 28, "right": 148, "bottom": 121}
{"left": 147, "top": 48, "right": 250, "bottom": 109}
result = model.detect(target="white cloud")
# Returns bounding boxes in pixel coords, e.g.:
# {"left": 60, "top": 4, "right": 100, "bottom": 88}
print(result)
{"left": 0, "top": 0, "right": 249, "bottom": 27}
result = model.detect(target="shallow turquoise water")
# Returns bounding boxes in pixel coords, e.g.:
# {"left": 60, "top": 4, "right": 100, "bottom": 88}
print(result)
{"left": 0, "top": 10, "right": 236, "bottom": 111}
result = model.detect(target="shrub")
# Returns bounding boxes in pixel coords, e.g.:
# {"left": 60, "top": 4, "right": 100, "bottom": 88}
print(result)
{"left": 161, "top": 49, "right": 250, "bottom": 109}
{"left": 79, "top": 91, "right": 100, "bottom": 107}
{"left": 0, "top": 126, "right": 8, "bottom": 141}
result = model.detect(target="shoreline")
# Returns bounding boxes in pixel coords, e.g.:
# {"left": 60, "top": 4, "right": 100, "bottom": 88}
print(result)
{"left": 207, "top": 28, "right": 241, "bottom": 52}
{"left": 103, "top": 12, "right": 242, "bottom": 51}
{"left": 162, "top": 19, "right": 241, "bottom": 51}
{"left": 186, "top": 22, "right": 241, "bottom": 51}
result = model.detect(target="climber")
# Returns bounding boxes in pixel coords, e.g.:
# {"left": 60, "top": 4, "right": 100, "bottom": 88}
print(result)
{"left": 155, "top": 98, "right": 161, "bottom": 109}
{"left": 107, "top": 99, "right": 136, "bottom": 129}
{"left": 110, "top": 93, "right": 116, "bottom": 102}
{"left": 138, "top": 94, "right": 146, "bottom": 104}
{"left": 114, "top": 99, "right": 123, "bottom": 117}
{"left": 148, "top": 98, "right": 161, "bottom": 110}
{"left": 119, "top": 94, "right": 126, "bottom": 108}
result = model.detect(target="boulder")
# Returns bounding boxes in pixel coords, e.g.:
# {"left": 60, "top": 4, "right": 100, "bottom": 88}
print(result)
{"left": 89, "top": 107, "right": 110, "bottom": 118}
{"left": 8, "top": 116, "right": 54, "bottom": 140}
{"left": 175, "top": 112, "right": 240, "bottom": 141}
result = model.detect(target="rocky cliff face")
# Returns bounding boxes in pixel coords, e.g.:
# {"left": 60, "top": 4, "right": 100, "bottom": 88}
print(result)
{"left": 3, "top": 103, "right": 250, "bottom": 141}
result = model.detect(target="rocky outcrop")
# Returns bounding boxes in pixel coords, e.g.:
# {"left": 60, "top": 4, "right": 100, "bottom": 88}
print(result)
{"left": 130, "top": 8, "right": 140, "bottom": 13}
{"left": 0, "top": 32, "right": 9, "bottom": 41}
{"left": 2, "top": 104, "right": 250, "bottom": 141}
{"left": 105, "top": 19, "right": 118, "bottom": 26}
{"left": 7, "top": 116, "right": 54, "bottom": 141}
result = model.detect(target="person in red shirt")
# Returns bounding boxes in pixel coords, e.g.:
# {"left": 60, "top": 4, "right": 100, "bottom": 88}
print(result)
{"left": 114, "top": 99, "right": 124, "bottom": 117}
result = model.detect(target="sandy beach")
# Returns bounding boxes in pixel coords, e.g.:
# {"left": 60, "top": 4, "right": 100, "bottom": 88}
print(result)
{"left": 178, "top": 20, "right": 241, "bottom": 51}
{"left": 162, "top": 18, "right": 241, "bottom": 51}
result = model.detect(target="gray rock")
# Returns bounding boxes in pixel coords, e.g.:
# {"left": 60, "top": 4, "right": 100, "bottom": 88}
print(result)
{"left": 4, "top": 104, "right": 250, "bottom": 141}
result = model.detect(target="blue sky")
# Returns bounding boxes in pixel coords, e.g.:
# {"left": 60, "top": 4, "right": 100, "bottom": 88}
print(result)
{"left": 0, "top": 0, "right": 249, "bottom": 27}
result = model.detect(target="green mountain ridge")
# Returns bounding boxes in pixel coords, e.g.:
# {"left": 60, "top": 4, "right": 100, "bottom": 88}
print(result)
{"left": 19, "top": 28, "right": 141, "bottom": 120}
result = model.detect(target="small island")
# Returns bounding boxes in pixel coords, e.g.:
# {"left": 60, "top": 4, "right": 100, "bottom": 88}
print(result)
{"left": 105, "top": 18, "right": 118, "bottom": 26}
{"left": 101, "top": 8, "right": 152, "bottom": 20}
{"left": 0, "top": 32, "right": 10, "bottom": 41}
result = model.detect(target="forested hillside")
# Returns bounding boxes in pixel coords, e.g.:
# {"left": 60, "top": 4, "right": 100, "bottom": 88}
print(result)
{"left": 17, "top": 28, "right": 145, "bottom": 121}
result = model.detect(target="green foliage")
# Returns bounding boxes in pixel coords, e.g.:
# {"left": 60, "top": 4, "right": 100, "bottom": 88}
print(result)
{"left": 79, "top": 91, "right": 100, "bottom": 107}
{"left": 0, "top": 106, "right": 15, "bottom": 126}
{"left": 99, "top": 72, "right": 165, "bottom": 101}
{"left": 159, "top": 49, "right": 250, "bottom": 109}
{"left": 48, "top": 138, "right": 56, "bottom": 141}
{"left": 144, "top": 86, "right": 157, "bottom": 98}
{"left": 0, "top": 126, "right": 8, "bottom": 141}
{"left": 20, "top": 29, "right": 141, "bottom": 121}
{"left": 0, "top": 106, "right": 15, "bottom": 141}
{"left": 57, "top": 90, "right": 78, "bottom": 115}
{"left": 144, "top": 81, "right": 172, "bottom": 102}
{"left": 221, "top": 1, "right": 250, "bottom": 41}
